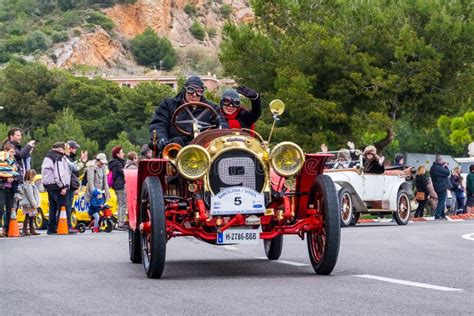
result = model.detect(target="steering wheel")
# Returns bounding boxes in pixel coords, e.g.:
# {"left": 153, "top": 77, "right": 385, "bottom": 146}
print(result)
{"left": 171, "top": 101, "right": 218, "bottom": 137}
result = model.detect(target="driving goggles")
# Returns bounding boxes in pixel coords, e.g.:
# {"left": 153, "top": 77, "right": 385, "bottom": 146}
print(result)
{"left": 221, "top": 96, "right": 240, "bottom": 107}
{"left": 185, "top": 85, "right": 205, "bottom": 96}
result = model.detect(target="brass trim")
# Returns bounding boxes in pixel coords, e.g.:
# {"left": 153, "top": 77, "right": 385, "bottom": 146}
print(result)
{"left": 270, "top": 141, "right": 305, "bottom": 177}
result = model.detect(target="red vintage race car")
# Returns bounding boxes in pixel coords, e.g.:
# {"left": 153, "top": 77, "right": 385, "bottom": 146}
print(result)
{"left": 124, "top": 100, "right": 341, "bottom": 278}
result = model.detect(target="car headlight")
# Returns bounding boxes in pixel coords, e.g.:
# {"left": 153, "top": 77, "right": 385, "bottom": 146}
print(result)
{"left": 176, "top": 145, "right": 210, "bottom": 180}
{"left": 271, "top": 142, "right": 305, "bottom": 177}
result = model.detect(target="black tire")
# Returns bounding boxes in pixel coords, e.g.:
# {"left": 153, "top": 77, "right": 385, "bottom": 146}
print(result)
{"left": 105, "top": 219, "right": 114, "bottom": 233}
{"left": 338, "top": 188, "right": 353, "bottom": 227}
{"left": 393, "top": 189, "right": 411, "bottom": 225}
{"left": 77, "top": 223, "right": 86, "bottom": 233}
{"left": 307, "top": 175, "right": 341, "bottom": 275}
{"left": 350, "top": 212, "right": 360, "bottom": 226}
{"left": 140, "top": 176, "right": 166, "bottom": 278}
{"left": 35, "top": 208, "right": 47, "bottom": 230}
{"left": 264, "top": 235, "right": 283, "bottom": 260}
{"left": 129, "top": 228, "right": 142, "bottom": 263}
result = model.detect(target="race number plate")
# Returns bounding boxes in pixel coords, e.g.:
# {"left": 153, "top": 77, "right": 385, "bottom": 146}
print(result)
{"left": 210, "top": 187, "right": 265, "bottom": 216}
{"left": 217, "top": 228, "right": 261, "bottom": 244}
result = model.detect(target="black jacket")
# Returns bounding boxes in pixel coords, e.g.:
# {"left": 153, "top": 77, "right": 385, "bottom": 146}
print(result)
{"left": 108, "top": 158, "right": 125, "bottom": 190}
{"left": 2, "top": 140, "right": 33, "bottom": 183}
{"left": 224, "top": 97, "right": 261, "bottom": 129}
{"left": 430, "top": 162, "right": 450, "bottom": 193}
{"left": 363, "top": 159, "right": 385, "bottom": 174}
{"left": 415, "top": 175, "right": 429, "bottom": 195}
{"left": 150, "top": 91, "right": 229, "bottom": 146}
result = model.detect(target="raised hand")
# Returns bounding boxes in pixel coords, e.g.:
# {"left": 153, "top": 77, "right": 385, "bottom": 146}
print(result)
{"left": 236, "top": 85, "right": 258, "bottom": 100}
{"left": 320, "top": 143, "right": 328, "bottom": 153}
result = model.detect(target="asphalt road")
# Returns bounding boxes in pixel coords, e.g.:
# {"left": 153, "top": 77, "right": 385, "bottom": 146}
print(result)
{"left": 1, "top": 220, "right": 473, "bottom": 315}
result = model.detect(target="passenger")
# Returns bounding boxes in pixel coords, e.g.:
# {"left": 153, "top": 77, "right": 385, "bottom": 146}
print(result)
{"left": 220, "top": 85, "right": 261, "bottom": 131}
{"left": 333, "top": 149, "right": 351, "bottom": 169}
{"left": 139, "top": 144, "right": 152, "bottom": 161}
{"left": 362, "top": 145, "right": 385, "bottom": 174}
{"left": 150, "top": 76, "right": 228, "bottom": 152}
{"left": 393, "top": 154, "right": 404, "bottom": 167}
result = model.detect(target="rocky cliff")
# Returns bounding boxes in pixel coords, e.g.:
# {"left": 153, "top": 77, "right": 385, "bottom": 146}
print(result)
{"left": 46, "top": 0, "right": 252, "bottom": 72}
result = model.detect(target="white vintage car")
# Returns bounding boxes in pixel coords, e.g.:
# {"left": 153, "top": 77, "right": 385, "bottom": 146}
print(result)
{"left": 323, "top": 155, "right": 414, "bottom": 226}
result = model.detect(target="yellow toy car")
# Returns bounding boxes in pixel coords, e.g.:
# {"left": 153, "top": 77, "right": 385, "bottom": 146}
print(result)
{"left": 14, "top": 174, "right": 118, "bottom": 229}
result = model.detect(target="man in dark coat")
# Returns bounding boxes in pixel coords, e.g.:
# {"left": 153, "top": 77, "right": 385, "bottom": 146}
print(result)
{"left": 219, "top": 86, "right": 261, "bottom": 130}
{"left": 2, "top": 128, "right": 35, "bottom": 183}
{"left": 150, "top": 76, "right": 228, "bottom": 152}
{"left": 430, "top": 155, "right": 450, "bottom": 220}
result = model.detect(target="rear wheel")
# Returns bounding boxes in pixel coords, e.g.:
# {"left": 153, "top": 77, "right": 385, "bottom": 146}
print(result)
{"left": 35, "top": 208, "right": 47, "bottom": 230}
{"left": 393, "top": 189, "right": 411, "bottom": 225}
{"left": 77, "top": 223, "right": 86, "bottom": 233}
{"left": 140, "top": 176, "right": 166, "bottom": 278}
{"left": 105, "top": 219, "right": 114, "bottom": 233}
{"left": 307, "top": 175, "right": 341, "bottom": 275}
{"left": 70, "top": 210, "right": 78, "bottom": 228}
{"left": 264, "top": 235, "right": 283, "bottom": 260}
{"left": 338, "top": 188, "right": 353, "bottom": 227}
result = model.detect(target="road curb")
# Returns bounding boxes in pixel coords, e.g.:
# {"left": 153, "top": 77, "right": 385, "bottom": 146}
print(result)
{"left": 358, "top": 214, "right": 474, "bottom": 223}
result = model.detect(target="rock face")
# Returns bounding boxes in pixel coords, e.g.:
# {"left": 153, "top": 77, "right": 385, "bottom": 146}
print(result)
{"left": 48, "top": 0, "right": 253, "bottom": 70}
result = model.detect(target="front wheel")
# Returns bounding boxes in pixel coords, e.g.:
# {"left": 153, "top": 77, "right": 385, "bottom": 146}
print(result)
{"left": 35, "top": 208, "right": 47, "bottom": 230}
{"left": 140, "top": 176, "right": 167, "bottom": 278}
{"left": 264, "top": 235, "right": 283, "bottom": 260}
{"left": 307, "top": 175, "right": 341, "bottom": 275}
{"left": 338, "top": 188, "right": 353, "bottom": 227}
{"left": 393, "top": 189, "right": 411, "bottom": 225}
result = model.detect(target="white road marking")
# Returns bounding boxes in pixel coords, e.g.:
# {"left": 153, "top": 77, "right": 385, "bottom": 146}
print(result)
{"left": 222, "top": 245, "right": 238, "bottom": 250}
{"left": 255, "top": 257, "right": 309, "bottom": 266}
{"left": 461, "top": 233, "right": 474, "bottom": 241}
{"left": 355, "top": 274, "right": 463, "bottom": 292}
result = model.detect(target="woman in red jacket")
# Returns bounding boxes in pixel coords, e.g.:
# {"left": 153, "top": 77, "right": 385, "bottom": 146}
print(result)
{"left": 220, "top": 85, "right": 261, "bottom": 131}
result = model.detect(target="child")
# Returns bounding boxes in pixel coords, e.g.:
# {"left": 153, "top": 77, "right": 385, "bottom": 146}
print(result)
{"left": 19, "top": 169, "right": 40, "bottom": 236}
{"left": 88, "top": 188, "right": 105, "bottom": 233}
{"left": 0, "top": 143, "right": 20, "bottom": 237}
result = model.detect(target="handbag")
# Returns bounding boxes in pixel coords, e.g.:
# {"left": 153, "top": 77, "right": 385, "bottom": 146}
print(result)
{"left": 415, "top": 191, "right": 425, "bottom": 201}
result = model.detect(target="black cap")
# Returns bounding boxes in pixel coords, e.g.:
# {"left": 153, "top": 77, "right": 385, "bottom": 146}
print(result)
{"left": 185, "top": 76, "right": 204, "bottom": 89}
{"left": 66, "top": 140, "right": 80, "bottom": 149}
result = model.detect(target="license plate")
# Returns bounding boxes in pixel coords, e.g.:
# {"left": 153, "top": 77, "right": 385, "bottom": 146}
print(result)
{"left": 211, "top": 187, "right": 265, "bottom": 216}
{"left": 217, "top": 228, "right": 261, "bottom": 244}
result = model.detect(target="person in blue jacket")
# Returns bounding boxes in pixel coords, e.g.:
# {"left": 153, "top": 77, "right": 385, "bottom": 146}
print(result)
{"left": 88, "top": 188, "right": 105, "bottom": 233}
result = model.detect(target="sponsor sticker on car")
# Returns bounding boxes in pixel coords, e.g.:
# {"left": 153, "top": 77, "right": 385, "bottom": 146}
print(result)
{"left": 210, "top": 187, "right": 265, "bottom": 216}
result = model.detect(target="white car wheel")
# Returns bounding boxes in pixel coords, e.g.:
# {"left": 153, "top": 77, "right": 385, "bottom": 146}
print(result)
{"left": 338, "top": 189, "right": 353, "bottom": 227}
{"left": 393, "top": 190, "right": 411, "bottom": 225}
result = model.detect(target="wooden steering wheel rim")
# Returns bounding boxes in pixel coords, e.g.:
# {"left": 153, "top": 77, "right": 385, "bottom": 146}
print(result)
{"left": 171, "top": 101, "right": 219, "bottom": 136}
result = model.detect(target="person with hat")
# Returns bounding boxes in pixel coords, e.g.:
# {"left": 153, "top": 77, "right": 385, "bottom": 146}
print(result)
{"left": 150, "top": 75, "right": 228, "bottom": 152}
{"left": 219, "top": 85, "right": 261, "bottom": 131}
{"left": 85, "top": 153, "right": 110, "bottom": 208}
{"left": 64, "top": 140, "right": 88, "bottom": 233}
{"left": 139, "top": 144, "right": 152, "bottom": 161}
{"left": 362, "top": 145, "right": 385, "bottom": 174}
{"left": 41, "top": 142, "right": 71, "bottom": 234}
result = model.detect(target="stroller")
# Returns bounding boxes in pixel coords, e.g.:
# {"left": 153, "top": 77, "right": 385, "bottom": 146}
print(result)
{"left": 77, "top": 188, "right": 115, "bottom": 233}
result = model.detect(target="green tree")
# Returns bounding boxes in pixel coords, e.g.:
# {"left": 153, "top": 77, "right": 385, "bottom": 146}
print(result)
{"left": 104, "top": 131, "right": 139, "bottom": 160}
{"left": 24, "top": 30, "right": 51, "bottom": 52}
{"left": 130, "top": 28, "right": 177, "bottom": 69}
{"left": 85, "top": 11, "right": 115, "bottom": 31}
{"left": 220, "top": 1, "right": 473, "bottom": 154}
{"left": 32, "top": 108, "right": 99, "bottom": 170}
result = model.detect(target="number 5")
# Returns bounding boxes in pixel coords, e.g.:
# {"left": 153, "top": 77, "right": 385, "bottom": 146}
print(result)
{"left": 234, "top": 197, "right": 242, "bottom": 206}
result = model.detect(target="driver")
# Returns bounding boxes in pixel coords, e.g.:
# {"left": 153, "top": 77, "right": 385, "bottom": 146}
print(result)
{"left": 150, "top": 76, "right": 228, "bottom": 151}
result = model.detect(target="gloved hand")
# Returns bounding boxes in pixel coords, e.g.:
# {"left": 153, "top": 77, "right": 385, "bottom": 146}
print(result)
{"left": 236, "top": 85, "right": 258, "bottom": 100}
{"left": 157, "top": 138, "right": 169, "bottom": 151}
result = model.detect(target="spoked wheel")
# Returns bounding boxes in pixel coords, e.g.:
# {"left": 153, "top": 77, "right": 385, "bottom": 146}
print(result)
{"left": 307, "top": 175, "right": 341, "bottom": 275}
{"left": 338, "top": 188, "right": 353, "bottom": 227}
{"left": 393, "top": 189, "right": 411, "bottom": 225}
{"left": 263, "top": 234, "right": 283, "bottom": 260}
{"left": 140, "top": 176, "right": 166, "bottom": 278}
{"left": 350, "top": 212, "right": 360, "bottom": 226}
